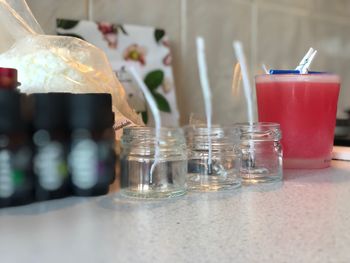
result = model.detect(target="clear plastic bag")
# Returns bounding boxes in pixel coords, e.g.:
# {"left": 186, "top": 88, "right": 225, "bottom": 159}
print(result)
{"left": 0, "top": 0, "right": 143, "bottom": 133}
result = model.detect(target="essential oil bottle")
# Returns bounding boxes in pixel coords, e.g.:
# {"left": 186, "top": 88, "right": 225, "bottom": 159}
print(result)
{"left": 32, "top": 93, "right": 71, "bottom": 201}
{"left": 67, "top": 93, "right": 116, "bottom": 196}
{"left": 0, "top": 89, "right": 33, "bottom": 207}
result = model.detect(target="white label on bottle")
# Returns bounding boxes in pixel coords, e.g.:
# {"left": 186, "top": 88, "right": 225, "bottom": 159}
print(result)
{"left": 0, "top": 150, "right": 14, "bottom": 198}
{"left": 69, "top": 138, "right": 98, "bottom": 189}
{"left": 34, "top": 142, "right": 65, "bottom": 191}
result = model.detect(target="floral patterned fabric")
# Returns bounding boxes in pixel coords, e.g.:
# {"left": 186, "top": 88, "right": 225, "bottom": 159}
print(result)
{"left": 56, "top": 19, "right": 179, "bottom": 126}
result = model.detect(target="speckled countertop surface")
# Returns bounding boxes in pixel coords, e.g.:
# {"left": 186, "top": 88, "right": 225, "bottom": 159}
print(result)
{"left": 1, "top": 160, "right": 350, "bottom": 263}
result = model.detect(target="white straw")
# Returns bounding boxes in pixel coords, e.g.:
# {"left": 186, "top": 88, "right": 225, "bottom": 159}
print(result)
{"left": 196, "top": 37, "right": 213, "bottom": 172}
{"left": 127, "top": 66, "right": 161, "bottom": 180}
{"left": 301, "top": 50, "right": 317, "bottom": 74}
{"left": 233, "top": 41, "right": 254, "bottom": 124}
{"left": 295, "top": 47, "right": 314, "bottom": 71}
{"left": 262, "top": 64, "right": 269, "bottom": 74}
{"left": 88, "top": 0, "right": 93, "bottom": 21}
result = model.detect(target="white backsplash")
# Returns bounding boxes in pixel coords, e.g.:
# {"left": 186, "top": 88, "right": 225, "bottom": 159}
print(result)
{"left": 26, "top": 0, "right": 350, "bottom": 122}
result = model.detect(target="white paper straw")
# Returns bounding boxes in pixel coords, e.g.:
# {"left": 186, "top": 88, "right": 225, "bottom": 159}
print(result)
{"left": 233, "top": 41, "right": 254, "bottom": 124}
{"left": 87, "top": 0, "right": 93, "bottom": 21}
{"left": 262, "top": 64, "right": 269, "bottom": 74}
{"left": 233, "top": 41, "right": 256, "bottom": 168}
{"left": 128, "top": 66, "right": 161, "bottom": 180}
{"left": 196, "top": 37, "right": 213, "bottom": 172}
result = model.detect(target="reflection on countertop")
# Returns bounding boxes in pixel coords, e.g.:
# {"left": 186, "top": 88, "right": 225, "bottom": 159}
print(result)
{"left": 1, "top": 160, "right": 350, "bottom": 262}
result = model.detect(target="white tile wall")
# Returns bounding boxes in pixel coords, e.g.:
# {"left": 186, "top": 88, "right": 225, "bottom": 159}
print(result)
{"left": 258, "top": 0, "right": 313, "bottom": 10}
{"left": 183, "top": 0, "right": 252, "bottom": 124}
{"left": 314, "top": 0, "right": 350, "bottom": 17}
{"left": 23, "top": 0, "right": 350, "bottom": 123}
{"left": 27, "top": 0, "right": 88, "bottom": 34}
{"left": 255, "top": 4, "right": 314, "bottom": 71}
{"left": 312, "top": 18, "right": 350, "bottom": 118}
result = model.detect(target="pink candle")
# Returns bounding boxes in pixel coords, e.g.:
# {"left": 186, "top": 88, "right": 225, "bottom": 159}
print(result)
{"left": 256, "top": 74, "right": 340, "bottom": 169}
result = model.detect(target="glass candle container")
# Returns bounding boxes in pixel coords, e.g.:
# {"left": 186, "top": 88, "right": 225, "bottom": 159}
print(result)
{"left": 120, "top": 127, "right": 187, "bottom": 199}
{"left": 185, "top": 125, "right": 241, "bottom": 192}
{"left": 236, "top": 122, "right": 282, "bottom": 183}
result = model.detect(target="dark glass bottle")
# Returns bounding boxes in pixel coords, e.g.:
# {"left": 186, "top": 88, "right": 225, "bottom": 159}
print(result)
{"left": 0, "top": 91, "right": 33, "bottom": 207}
{"left": 32, "top": 93, "right": 71, "bottom": 201}
{"left": 67, "top": 94, "right": 116, "bottom": 196}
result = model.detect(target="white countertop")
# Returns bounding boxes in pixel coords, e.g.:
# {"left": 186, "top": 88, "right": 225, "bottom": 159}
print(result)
{"left": 1, "top": 160, "right": 350, "bottom": 263}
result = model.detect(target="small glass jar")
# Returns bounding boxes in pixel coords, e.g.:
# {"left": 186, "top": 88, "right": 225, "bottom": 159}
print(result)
{"left": 120, "top": 127, "right": 187, "bottom": 199}
{"left": 185, "top": 125, "right": 241, "bottom": 191}
{"left": 236, "top": 122, "right": 282, "bottom": 183}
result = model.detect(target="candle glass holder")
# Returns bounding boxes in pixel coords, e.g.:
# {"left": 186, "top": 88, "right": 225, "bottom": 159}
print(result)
{"left": 185, "top": 125, "right": 241, "bottom": 192}
{"left": 120, "top": 127, "right": 187, "bottom": 199}
{"left": 235, "top": 122, "right": 283, "bottom": 183}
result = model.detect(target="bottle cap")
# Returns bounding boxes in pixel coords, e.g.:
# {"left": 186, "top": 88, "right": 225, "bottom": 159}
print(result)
{"left": 0, "top": 67, "right": 19, "bottom": 89}
{"left": 68, "top": 93, "right": 114, "bottom": 130}
{"left": 32, "top": 93, "right": 69, "bottom": 131}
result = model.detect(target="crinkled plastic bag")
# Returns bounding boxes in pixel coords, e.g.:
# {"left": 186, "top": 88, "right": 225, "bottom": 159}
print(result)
{"left": 0, "top": 0, "right": 143, "bottom": 137}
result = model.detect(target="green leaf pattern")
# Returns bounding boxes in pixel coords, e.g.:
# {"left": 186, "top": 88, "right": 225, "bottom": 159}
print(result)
{"left": 144, "top": 70, "right": 164, "bottom": 91}
{"left": 57, "top": 19, "right": 79, "bottom": 30}
{"left": 154, "top": 29, "right": 165, "bottom": 43}
{"left": 57, "top": 19, "right": 84, "bottom": 40}
{"left": 57, "top": 33, "right": 85, "bottom": 40}
{"left": 141, "top": 69, "right": 172, "bottom": 123}
{"left": 141, "top": 111, "right": 148, "bottom": 124}
{"left": 152, "top": 92, "right": 171, "bottom": 113}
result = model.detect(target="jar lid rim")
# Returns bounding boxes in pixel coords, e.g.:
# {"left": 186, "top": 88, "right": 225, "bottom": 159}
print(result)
{"left": 234, "top": 122, "right": 280, "bottom": 129}
{"left": 124, "top": 126, "right": 183, "bottom": 132}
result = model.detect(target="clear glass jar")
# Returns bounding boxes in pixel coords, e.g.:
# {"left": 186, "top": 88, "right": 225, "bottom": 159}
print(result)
{"left": 236, "top": 122, "right": 282, "bottom": 183}
{"left": 120, "top": 127, "right": 187, "bottom": 199}
{"left": 185, "top": 125, "right": 241, "bottom": 191}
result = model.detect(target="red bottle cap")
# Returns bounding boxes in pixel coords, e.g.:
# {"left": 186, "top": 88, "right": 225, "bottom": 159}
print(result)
{"left": 0, "top": 67, "right": 18, "bottom": 89}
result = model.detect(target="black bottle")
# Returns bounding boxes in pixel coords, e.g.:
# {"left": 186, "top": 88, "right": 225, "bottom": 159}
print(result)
{"left": 0, "top": 91, "right": 34, "bottom": 207}
{"left": 67, "top": 93, "right": 116, "bottom": 196}
{"left": 32, "top": 93, "right": 71, "bottom": 201}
